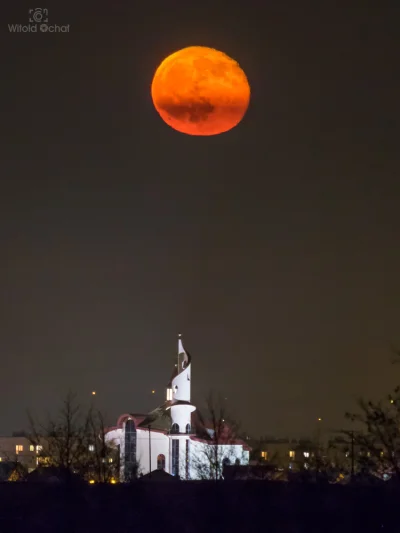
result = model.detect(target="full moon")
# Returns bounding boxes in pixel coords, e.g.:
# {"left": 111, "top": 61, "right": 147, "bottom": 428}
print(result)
{"left": 151, "top": 46, "right": 250, "bottom": 136}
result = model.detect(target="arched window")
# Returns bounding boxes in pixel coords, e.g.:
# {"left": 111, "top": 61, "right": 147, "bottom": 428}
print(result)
{"left": 235, "top": 458, "right": 240, "bottom": 466}
{"left": 171, "top": 423, "right": 180, "bottom": 434}
{"left": 185, "top": 423, "right": 191, "bottom": 434}
{"left": 157, "top": 454, "right": 165, "bottom": 470}
{"left": 222, "top": 457, "right": 231, "bottom": 467}
{"left": 124, "top": 419, "right": 137, "bottom": 481}
{"left": 172, "top": 440, "right": 179, "bottom": 477}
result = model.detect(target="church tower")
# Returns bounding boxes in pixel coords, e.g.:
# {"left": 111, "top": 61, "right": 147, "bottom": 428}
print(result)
{"left": 167, "top": 334, "right": 196, "bottom": 435}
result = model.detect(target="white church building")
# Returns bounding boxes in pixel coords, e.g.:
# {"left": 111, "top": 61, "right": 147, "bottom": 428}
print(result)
{"left": 105, "top": 335, "right": 250, "bottom": 481}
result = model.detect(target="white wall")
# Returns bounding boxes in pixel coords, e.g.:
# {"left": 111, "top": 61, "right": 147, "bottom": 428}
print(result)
{"left": 105, "top": 427, "right": 170, "bottom": 480}
{"left": 172, "top": 364, "right": 191, "bottom": 402}
{"left": 106, "top": 426, "right": 249, "bottom": 481}
{"left": 170, "top": 404, "right": 195, "bottom": 432}
{"left": 136, "top": 429, "right": 170, "bottom": 475}
{"left": 188, "top": 439, "right": 249, "bottom": 480}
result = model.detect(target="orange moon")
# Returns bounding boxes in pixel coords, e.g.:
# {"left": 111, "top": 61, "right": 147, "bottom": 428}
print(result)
{"left": 151, "top": 46, "right": 250, "bottom": 136}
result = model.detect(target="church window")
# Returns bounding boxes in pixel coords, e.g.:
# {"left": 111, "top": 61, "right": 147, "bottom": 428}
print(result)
{"left": 185, "top": 439, "right": 189, "bottom": 479}
{"left": 171, "top": 423, "right": 180, "bottom": 434}
{"left": 185, "top": 423, "right": 191, "bottom": 434}
{"left": 172, "top": 440, "right": 179, "bottom": 477}
{"left": 157, "top": 454, "right": 165, "bottom": 470}
{"left": 124, "top": 419, "right": 137, "bottom": 481}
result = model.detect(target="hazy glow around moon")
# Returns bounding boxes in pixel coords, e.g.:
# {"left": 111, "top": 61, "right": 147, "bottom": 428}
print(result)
{"left": 151, "top": 46, "right": 250, "bottom": 136}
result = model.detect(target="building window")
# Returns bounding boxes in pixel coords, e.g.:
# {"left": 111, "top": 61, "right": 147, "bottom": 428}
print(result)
{"left": 289, "top": 450, "right": 295, "bottom": 458}
{"left": 303, "top": 451, "right": 310, "bottom": 458}
{"left": 166, "top": 388, "right": 173, "bottom": 401}
{"left": 222, "top": 457, "right": 231, "bottom": 467}
{"left": 36, "top": 445, "right": 42, "bottom": 454}
{"left": 108, "top": 458, "right": 113, "bottom": 463}
{"left": 261, "top": 451, "right": 268, "bottom": 459}
{"left": 16, "top": 445, "right": 23, "bottom": 453}
{"left": 30, "top": 445, "right": 34, "bottom": 452}
{"left": 185, "top": 423, "right": 191, "bottom": 434}
{"left": 89, "top": 444, "right": 95, "bottom": 452}
{"left": 171, "top": 423, "right": 180, "bottom": 434}
{"left": 157, "top": 454, "right": 166, "bottom": 470}
{"left": 172, "top": 440, "right": 179, "bottom": 477}
{"left": 124, "top": 419, "right": 137, "bottom": 481}
{"left": 235, "top": 458, "right": 240, "bottom": 465}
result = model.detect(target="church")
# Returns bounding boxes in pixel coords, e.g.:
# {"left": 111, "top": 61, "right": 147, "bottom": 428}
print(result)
{"left": 105, "top": 335, "right": 250, "bottom": 480}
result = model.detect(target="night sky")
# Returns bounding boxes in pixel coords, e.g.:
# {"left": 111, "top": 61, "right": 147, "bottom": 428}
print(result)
{"left": 1, "top": 3, "right": 400, "bottom": 438}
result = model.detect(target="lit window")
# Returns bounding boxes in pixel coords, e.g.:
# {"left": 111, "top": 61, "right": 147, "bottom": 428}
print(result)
{"left": 16, "top": 445, "right": 23, "bottom": 453}
{"left": 303, "top": 452, "right": 310, "bottom": 458}
{"left": 108, "top": 458, "right": 113, "bottom": 463}
{"left": 30, "top": 445, "right": 34, "bottom": 452}
{"left": 261, "top": 451, "right": 268, "bottom": 459}
{"left": 289, "top": 450, "right": 295, "bottom": 458}
{"left": 166, "top": 388, "right": 173, "bottom": 401}
{"left": 157, "top": 454, "right": 166, "bottom": 470}
{"left": 0, "top": 457, "right": 2, "bottom": 462}
{"left": 380, "top": 451, "right": 384, "bottom": 458}
{"left": 36, "top": 445, "right": 42, "bottom": 454}
{"left": 89, "top": 444, "right": 95, "bottom": 452}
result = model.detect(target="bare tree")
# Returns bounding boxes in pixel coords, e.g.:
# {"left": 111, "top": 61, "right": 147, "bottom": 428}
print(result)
{"left": 28, "top": 391, "right": 118, "bottom": 482}
{"left": 28, "top": 392, "right": 87, "bottom": 473}
{"left": 84, "top": 408, "right": 119, "bottom": 483}
{"left": 190, "top": 392, "right": 247, "bottom": 480}
{"left": 343, "top": 387, "right": 400, "bottom": 482}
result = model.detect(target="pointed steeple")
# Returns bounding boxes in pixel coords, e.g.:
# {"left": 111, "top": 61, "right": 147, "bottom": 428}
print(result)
{"left": 169, "top": 334, "right": 195, "bottom": 433}
{"left": 178, "top": 333, "right": 189, "bottom": 370}
{"left": 170, "top": 333, "right": 191, "bottom": 402}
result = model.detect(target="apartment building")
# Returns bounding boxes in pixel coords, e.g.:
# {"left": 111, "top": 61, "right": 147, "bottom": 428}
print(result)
{"left": 0, "top": 436, "right": 41, "bottom": 472}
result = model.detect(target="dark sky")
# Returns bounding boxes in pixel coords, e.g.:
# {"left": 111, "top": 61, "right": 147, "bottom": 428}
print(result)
{"left": 1, "top": 3, "right": 399, "bottom": 438}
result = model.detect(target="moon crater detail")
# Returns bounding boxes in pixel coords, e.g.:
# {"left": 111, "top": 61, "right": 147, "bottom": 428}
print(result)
{"left": 151, "top": 46, "right": 250, "bottom": 136}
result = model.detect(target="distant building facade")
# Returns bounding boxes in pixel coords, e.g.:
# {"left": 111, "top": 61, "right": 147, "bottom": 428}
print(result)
{"left": 0, "top": 436, "right": 40, "bottom": 473}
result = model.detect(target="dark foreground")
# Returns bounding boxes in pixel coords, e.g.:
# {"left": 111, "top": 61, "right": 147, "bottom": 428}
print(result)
{"left": 0, "top": 481, "right": 399, "bottom": 533}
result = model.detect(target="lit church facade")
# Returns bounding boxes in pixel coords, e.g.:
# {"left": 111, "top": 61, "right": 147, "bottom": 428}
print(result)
{"left": 105, "top": 335, "right": 250, "bottom": 480}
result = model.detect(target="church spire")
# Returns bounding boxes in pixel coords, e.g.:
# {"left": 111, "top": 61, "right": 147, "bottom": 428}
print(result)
{"left": 178, "top": 333, "right": 189, "bottom": 370}
{"left": 169, "top": 334, "right": 195, "bottom": 433}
